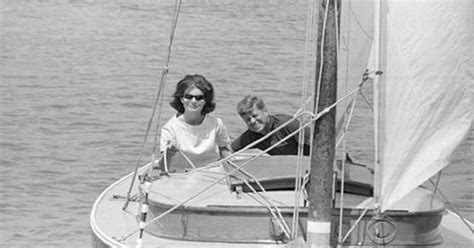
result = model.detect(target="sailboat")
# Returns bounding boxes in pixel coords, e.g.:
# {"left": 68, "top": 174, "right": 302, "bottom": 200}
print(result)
{"left": 90, "top": 0, "right": 473, "bottom": 247}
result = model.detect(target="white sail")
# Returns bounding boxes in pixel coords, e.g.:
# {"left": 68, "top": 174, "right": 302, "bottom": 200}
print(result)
{"left": 376, "top": 0, "right": 473, "bottom": 211}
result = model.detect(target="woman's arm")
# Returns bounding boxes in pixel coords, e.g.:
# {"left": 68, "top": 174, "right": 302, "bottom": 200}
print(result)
{"left": 215, "top": 117, "right": 232, "bottom": 158}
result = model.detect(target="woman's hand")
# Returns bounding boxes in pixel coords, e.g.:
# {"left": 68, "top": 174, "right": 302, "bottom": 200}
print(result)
{"left": 219, "top": 146, "right": 232, "bottom": 159}
{"left": 165, "top": 144, "right": 178, "bottom": 156}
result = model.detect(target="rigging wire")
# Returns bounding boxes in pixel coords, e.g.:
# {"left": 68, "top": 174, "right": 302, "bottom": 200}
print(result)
{"left": 428, "top": 179, "right": 474, "bottom": 233}
{"left": 292, "top": 0, "right": 318, "bottom": 239}
{"left": 314, "top": 0, "right": 331, "bottom": 112}
{"left": 337, "top": 88, "right": 358, "bottom": 244}
{"left": 111, "top": 0, "right": 472, "bottom": 245}
{"left": 348, "top": 0, "right": 373, "bottom": 40}
{"left": 148, "top": 75, "right": 168, "bottom": 175}
{"left": 195, "top": 110, "right": 310, "bottom": 171}
{"left": 332, "top": 79, "right": 374, "bottom": 244}
{"left": 358, "top": 88, "right": 374, "bottom": 111}
{"left": 341, "top": 203, "right": 372, "bottom": 243}
{"left": 331, "top": 0, "right": 348, "bottom": 243}
{"left": 120, "top": 0, "right": 375, "bottom": 242}
{"left": 335, "top": 1, "right": 375, "bottom": 234}
{"left": 226, "top": 161, "right": 291, "bottom": 237}
{"left": 335, "top": 76, "right": 369, "bottom": 148}
{"left": 431, "top": 171, "right": 442, "bottom": 208}
{"left": 119, "top": 83, "right": 363, "bottom": 242}
{"left": 122, "top": 0, "right": 183, "bottom": 211}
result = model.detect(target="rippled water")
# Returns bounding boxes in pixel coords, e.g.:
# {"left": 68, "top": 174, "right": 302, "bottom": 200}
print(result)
{"left": 1, "top": 1, "right": 472, "bottom": 247}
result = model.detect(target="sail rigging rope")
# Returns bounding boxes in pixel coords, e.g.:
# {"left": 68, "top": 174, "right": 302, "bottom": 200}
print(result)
{"left": 337, "top": 86, "right": 358, "bottom": 244}
{"left": 335, "top": 79, "right": 367, "bottom": 147}
{"left": 335, "top": 8, "right": 374, "bottom": 237}
{"left": 431, "top": 171, "right": 442, "bottom": 208}
{"left": 109, "top": 0, "right": 473, "bottom": 245}
{"left": 122, "top": 0, "right": 183, "bottom": 211}
{"left": 119, "top": 112, "right": 313, "bottom": 241}
{"left": 292, "top": 0, "right": 318, "bottom": 239}
{"left": 119, "top": 84, "right": 363, "bottom": 242}
{"left": 119, "top": 0, "right": 380, "bottom": 243}
{"left": 314, "top": 0, "right": 331, "bottom": 112}
{"left": 329, "top": 0, "right": 351, "bottom": 243}
{"left": 148, "top": 77, "right": 168, "bottom": 176}
{"left": 348, "top": 0, "right": 373, "bottom": 40}
{"left": 191, "top": 111, "right": 309, "bottom": 172}
{"left": 341, "top": 202, "right": 372, "bottom": 243}
{"left": 177, "top": 149, "right": 197, "bottom": 169}
{"left": 334, "top": 0, "right": 340, "bottom": 53}
{"left": 226, "top": 161, "right": 291, "bottom": 237}
{"left": 154, "top": 160, "right": 292, "bottom": 239}
{"left": 428, "top": 179, "right": 474, "bottom": 233}
{"left": 358, "top": 88, "right": 374, "bottom": 111}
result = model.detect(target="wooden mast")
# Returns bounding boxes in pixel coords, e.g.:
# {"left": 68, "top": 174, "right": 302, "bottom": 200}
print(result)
{"left": 307, "top": 0, "right": 339, "bottom": 246}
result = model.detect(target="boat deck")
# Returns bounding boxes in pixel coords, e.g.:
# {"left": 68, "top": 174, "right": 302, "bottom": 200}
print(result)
{"left": 91, "top": 164, "right": 291, "bottom": 248}
{"left": 91, "top": 156, "right": 473, "bottom": 247}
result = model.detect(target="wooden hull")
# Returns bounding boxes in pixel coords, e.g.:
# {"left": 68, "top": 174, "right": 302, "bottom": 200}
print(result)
{"left": 145, "top": 199, "right": 445, "bottom": 246}
{"left": 90, "top": 156, "right": 473, "bottom": 247}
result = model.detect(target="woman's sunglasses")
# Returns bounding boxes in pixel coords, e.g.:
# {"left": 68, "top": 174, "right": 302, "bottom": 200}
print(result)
{"left": 183, "top": 94, "right": 205, "bottom": 101}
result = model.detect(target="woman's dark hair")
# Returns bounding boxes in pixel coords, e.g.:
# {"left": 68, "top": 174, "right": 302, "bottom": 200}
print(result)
{"left": 170, "top": 74, "right": 216, "bottom": 115}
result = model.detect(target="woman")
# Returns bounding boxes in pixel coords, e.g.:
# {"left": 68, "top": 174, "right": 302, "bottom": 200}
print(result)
{"left": 157, "top": 74, "right": 231, "bottom": 170}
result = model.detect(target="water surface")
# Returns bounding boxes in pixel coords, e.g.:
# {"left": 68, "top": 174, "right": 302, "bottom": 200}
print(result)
{"left": 1, "top": 1, "right": 472, "bottom": 247}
